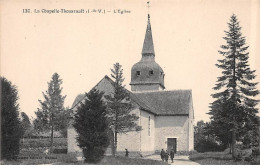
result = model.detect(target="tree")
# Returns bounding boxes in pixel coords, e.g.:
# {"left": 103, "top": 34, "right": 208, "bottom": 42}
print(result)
{"left": 33, "top": 73, "right": 67, "bottom": 149}
{"left": 194, "top": 121, "right": 225, "bottom": 153}
{"left": 1, "top": 77, "right": 23, "bottom": 160}
{"left": 209, "top": 14, "right": 259, "bottom": 158}
{"left": 58, "top": 107, "right": 71, "bottom": 138}
{"left": 73, "top": 89, "right": 109, "bottom": 163}
{"left": 209, "top": 95, "right": 233, "bottom": 151}
{"left": 21, "top": 112, "right": 31, "bottom": 136}
{"left": 105, "top": 63, "right": 141, "bottom": 156}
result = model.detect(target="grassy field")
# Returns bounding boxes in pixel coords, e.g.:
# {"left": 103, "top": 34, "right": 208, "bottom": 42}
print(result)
{"left": 189, "top": 150, "right": 259, "bottom": 165}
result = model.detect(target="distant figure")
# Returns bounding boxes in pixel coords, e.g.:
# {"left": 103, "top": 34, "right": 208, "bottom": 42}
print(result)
{"left": 165, "top": 150, "right": 169, "bottom": 163}
{"left": 125, "top": 148, "right": 129, "bottom": 157}
{"left": 160, "top": 149, "right": 165, "bottom": 161}
{"left": 170, "top": 149, "right": 175, "bottom": 163}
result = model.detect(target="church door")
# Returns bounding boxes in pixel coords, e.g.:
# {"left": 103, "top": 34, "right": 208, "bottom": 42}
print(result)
{"left": 167, "top": 138, "right": 177, "bottom": 153}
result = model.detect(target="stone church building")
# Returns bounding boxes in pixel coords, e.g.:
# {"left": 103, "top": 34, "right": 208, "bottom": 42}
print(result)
{"left": 67, "top": 14, "right": 194, "bottom": 155}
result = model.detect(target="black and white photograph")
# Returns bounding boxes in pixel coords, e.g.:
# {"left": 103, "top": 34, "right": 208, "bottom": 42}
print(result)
{"left": 1, "top": 0, "right": 260, "bottom": 165}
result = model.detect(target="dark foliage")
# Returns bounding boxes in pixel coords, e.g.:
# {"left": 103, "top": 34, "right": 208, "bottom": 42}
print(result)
{"left": 1, "top": 77, "right": 23, "bottom": 160}
{"left": 73, "top": 89, "right": 109, "bottom": 163}
{"left": 194, "top": 121, "right": 226, "bottom": 153}
{"left": 33, "top": 73, "right": 69, "bottom": 149}
{"left": 105, "top": 63, "right": 141, "bottom": 156}
{"left": 209, "top": 14, "right": 259, "bottom": 157}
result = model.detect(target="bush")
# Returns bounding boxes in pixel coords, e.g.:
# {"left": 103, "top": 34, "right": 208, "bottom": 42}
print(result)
{"left": 57, "top": 153, "right": 77, "bottom": 163}
{"left": 52, "top": 148, "right": 67, "bottom": 154}
{"left": 73, "top": 89, "right": 109, "bottom": 163}
{"left": 1, "top": 77, "right": 24, "bottom": 160}
{"left": 195, "top": 139, "right": 226, "bottom": 153}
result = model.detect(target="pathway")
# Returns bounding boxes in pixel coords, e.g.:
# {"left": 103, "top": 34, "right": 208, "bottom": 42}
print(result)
{"left": 144, "top": 154, "right": 200, "bottom": 165}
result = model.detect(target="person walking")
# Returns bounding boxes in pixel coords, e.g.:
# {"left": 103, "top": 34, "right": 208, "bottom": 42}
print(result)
{"left": 165, "top": 150, "right": 169, "bottom": 163}
{"left": 125, "top": 148, "right": 129, "bottom": 157}
{"left": 170, "top": 149, "right": 175, "bottom": 163}
{"left": 160, "top": 149, "right": 165, "bottom": 162}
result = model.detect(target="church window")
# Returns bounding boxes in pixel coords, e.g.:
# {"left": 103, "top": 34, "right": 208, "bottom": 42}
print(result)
{"left": 148, "top": 116, "right": 151, "bottom": 136}
{"left": 149, "top": 70, "right": 154, "bottom": 75}
{"left": 136, "top": 71, "right": 141, "bottom": 76}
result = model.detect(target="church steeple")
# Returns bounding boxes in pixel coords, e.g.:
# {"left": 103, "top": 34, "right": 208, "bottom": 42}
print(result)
{"left": 142, "top": 14, "right": 155, "bottom": 56}
{"left": 130, "top": 10, "right": 165, "bottom": 92}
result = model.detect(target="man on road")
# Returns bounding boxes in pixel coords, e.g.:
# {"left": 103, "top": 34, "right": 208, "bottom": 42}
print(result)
{"left": 160, "top": 149, "right": 165, "bottom": 162}
{"left": 170, "top": 149, "right": 175, "bottom": 163}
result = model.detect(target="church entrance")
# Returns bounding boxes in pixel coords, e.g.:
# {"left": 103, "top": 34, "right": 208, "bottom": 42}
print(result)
{"left": 167, "top": 138, "right": 177, "bottom": 153}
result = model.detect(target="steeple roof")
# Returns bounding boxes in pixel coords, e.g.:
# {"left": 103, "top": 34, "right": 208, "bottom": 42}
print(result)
{"left": 142, "top": 14, "right": 155, "bottom": 56}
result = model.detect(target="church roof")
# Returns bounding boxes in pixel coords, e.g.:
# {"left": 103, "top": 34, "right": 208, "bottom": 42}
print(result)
{"left": 71, "top": 76, "right": 192, "bottom": 116}
{"left": 71, "top": 93, "right": 86, "bottom": 109}
{"left": 134, "top": 90, "right": 192, "bottom": 116}
{"left": 142, "top": 14, "right": 155, "bottom": 56}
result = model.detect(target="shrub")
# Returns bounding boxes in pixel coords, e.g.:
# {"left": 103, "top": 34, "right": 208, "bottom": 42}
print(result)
{"left": 73, "top": 89, "right": 109, "bottom": 163}
{"left": 52, "top": 148, "right": 67, "bottom": 154}
{"left": 195, "top": 139, "right": 226, "bottom": 153}
{"left": 1, "top": 77, "right": 24, "bottom": 160}
{"left": 57, "top": 153, "right": 77, "bottom": 163}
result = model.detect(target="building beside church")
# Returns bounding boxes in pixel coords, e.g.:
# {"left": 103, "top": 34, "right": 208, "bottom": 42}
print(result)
{"left": 68, "top": 14, "right": 194, "bottom": 155}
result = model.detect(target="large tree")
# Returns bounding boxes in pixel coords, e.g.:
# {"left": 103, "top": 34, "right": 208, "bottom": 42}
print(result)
{"left": 33, "top": 73, "right": 68, "bottom": 149}
{"left": 1, "top": 77, "right": 23, "bottom": 160}
{"left": 105, "top": 63, "right": 141, "bottom": 156}
{"left": 73, "top": 89, "right": 109, "bottom": 163}
{"left": 209, "top": 14, "right": 259, "bottom": 158}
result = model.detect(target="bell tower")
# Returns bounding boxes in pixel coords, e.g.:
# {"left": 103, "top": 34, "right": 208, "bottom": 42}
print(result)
{"left": 130, "top": 13, "right": 165, "bottom": 92}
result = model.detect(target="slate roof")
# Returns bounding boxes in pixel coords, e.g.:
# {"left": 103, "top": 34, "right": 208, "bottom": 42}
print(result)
{"left": 71, "top": 93, "right": 86, "bottom": 109}
{"left": 71, "top": 76, "right": 192, "bottom": 116}
{"left": 130, "top": 14, "right": 165, "bottom": 88}
{"left": 134, "top": 90, "right": 192, "bottom": 116}
{"left": 142, "top": 14, "right": 155, "bottom": 56}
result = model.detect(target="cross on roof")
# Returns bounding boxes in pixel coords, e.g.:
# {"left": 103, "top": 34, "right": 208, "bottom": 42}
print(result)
{"left": 147, "top": 1, "right": 150, "bottom": 14}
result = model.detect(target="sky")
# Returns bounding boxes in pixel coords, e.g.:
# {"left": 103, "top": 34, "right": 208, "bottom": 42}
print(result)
{"left": 1, "top": 0, "right": 260, "bottom": 123}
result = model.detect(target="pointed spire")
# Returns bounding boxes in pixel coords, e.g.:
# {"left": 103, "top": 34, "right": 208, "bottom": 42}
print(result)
{"left": 142, "top": 14, "right": 155, "bottom": 56}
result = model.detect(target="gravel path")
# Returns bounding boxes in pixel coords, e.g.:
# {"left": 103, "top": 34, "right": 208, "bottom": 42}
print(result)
{"left": 144, "top": 154, "right": 200, "bottom": 165}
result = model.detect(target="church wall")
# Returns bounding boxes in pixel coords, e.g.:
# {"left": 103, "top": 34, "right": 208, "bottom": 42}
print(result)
{"left": 188, "top": 95, "right": 194, "bottom": 151}
{"left": 131, "top": 84, "right": 161, "bottom": 92}
{"left": 155, "top": 116, "right": 189, "bottom": 152}
{"left": 117, "top": 108, "right": 141, "bottom": 152}
{"left": 140, "top": 110, "right": 155, "bottom": 155}
{"left": 67, "top": 127, "right": 81, "bottom": 153}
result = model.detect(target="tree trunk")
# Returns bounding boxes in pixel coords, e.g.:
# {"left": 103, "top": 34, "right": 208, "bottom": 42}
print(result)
{"left": 229, "top": 143, "right": 232, "bottom": 154}
{"left": 114, "top": 131, "right": 118, "bottom": 156}
{"left": 111, "top": 132, "right": 115, "bottom": 157}
{"left": 232, "top": 129, "right": 236, "bottom": 159}
{"left": 50, "top": 113, "right": 54, "bottom": 152}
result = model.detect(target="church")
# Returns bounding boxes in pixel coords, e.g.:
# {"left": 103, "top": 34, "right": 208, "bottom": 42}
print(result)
{"left": 67, "top": 14, "right": 194, "bottom": 155}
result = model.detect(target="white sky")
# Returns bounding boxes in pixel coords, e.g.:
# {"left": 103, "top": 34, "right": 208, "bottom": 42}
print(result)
{"left": 1, "top": 0, "right": 260, "bottom": 123}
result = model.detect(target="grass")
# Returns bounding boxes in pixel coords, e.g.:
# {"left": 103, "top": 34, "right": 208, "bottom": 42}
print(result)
{"left": 189, "top": 150, "right": 256, "bottom": 165}
{"left": 1, "top": 154, "right": 167, "bottom": 165}
{"left": 57, "top": 156, "right": 168, "bottom": 165}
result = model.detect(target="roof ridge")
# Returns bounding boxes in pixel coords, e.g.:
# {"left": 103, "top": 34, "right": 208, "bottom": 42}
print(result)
{"left": 134, "top": 89, "right": 192, "bottom": 94}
